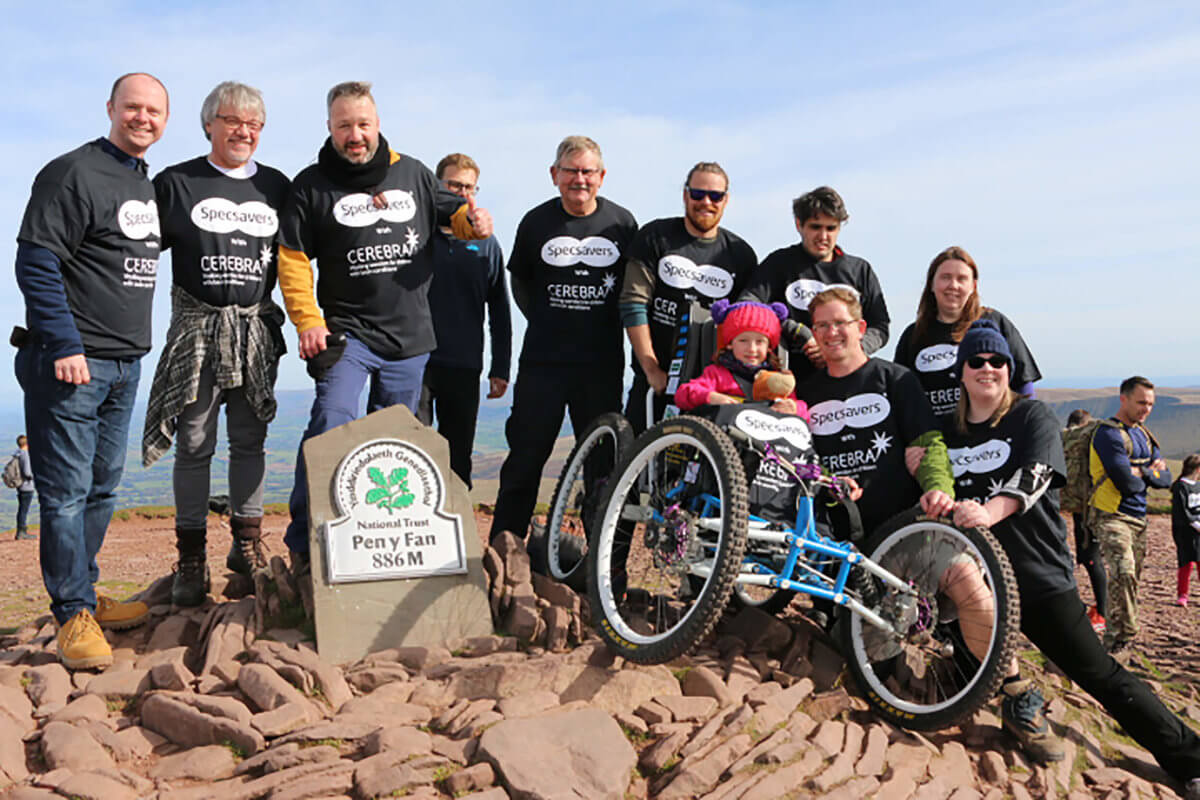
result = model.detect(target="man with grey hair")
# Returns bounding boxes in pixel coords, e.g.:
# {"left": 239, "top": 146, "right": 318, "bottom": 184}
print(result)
{"left": 276, "top": 81, "right": 493, "bottom": 566}
{"left": 144, "top": 80, "right": 290, "bottom": 606}
{"left": 490, "top": 135, "right": 636, "bottom": 541}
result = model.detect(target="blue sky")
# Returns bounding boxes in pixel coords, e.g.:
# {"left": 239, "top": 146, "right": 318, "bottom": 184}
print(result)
{"left": 2, "top": 0, "right": 1198, "bottom": 409}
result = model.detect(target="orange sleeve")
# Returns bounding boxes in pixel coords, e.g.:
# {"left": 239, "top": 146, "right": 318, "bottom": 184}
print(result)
{"left": 277, "top": 245, "right": 325, "bottom": 333}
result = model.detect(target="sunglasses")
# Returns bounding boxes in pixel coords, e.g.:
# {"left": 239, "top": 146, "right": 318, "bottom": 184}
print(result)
{"left": 966, "top": 354, "right": 1009, "bottom": 370}
{"left": 686, "top": 187, "right": 727, "bottom": 203}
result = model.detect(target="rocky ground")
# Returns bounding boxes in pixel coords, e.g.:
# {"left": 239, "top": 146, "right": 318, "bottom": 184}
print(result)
{"left": 0, "top": 512, "right": 1197, "bottom": 799}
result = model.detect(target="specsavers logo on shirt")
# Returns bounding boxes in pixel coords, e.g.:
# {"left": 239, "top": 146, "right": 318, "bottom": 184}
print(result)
{"left": 541, "top": 236, "right": 620, "bottom": 267}
{"left": 333, "top": 190, "right": 417, "bottom": 228}
{"left": 658, "top": 256, "right": 733, "bottom": 299}
{"left": 733, "top": 409, "right": 813, "bottom": 451}
{"left": 808, "top": 393, "right": 889, "bottom": 435}
{"left": 786, "top": 279, "right": 859, "bottom": 311}
{"left": 916, "top": 343, "right": 958, "bottom": 373}
{"left": 948, "top": 441, "right": 1011, "bottom": 477}
{"left": 191, "top": 198, "right": 279, "bottom": 238}
{"left": 118, "top": 199, "right": 160, "bottom": 240}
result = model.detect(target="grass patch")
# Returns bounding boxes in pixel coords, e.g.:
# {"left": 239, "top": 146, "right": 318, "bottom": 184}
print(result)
{"left": 671, "top": 666, "right": 693, "bottom": 686}
{"left": 220, "top": 739, "right": 248, "bottom": 761}
{"left": 433, "top": 764, "right": 459, "bottom": 782}
{"left": 105, "top": 697, "right": 135, "bottom": 714}
{"left": 300, "top": 737, "right": 345, "bottom": 750}
{"left": 1019, "top": 649, "right": 1048, "bottom": 670}
{"left": 619, "top": 723, "right": 652, "bottom": 745}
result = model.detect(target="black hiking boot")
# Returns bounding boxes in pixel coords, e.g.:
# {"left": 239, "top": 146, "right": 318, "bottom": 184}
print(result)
{"left": 172, "top": 527, "right": 210, "bottom": 607}
{"left": 226, "top": 516, "right": 265, "bottom": 576}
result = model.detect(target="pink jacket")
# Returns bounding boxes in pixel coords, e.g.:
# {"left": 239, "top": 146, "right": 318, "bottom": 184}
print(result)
{"left": 675, "top": 364, "right": 810, "bottom": 421}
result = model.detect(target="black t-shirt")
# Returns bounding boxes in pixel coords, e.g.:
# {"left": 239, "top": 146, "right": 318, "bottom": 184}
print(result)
{"left": 893, "top": 308, "right": 1042, "bottom": 424}
{"left": 17, "top": 138, "right": 161, "bottom": 358}
{"left": 801, "top": 359, "right": 934, "bottom": 533}
{"left": 1172, "top": 478, "right": 1200, "bottom": 541}
{"left": 740, "top": 244, "right": 890, "bottom": 381}
{"left": 509, "top": 197, "right": 637, "bottom": 367}
{"left": 944, "top": 398, "right": 1076, "bottom": 601}
{"left": 623, "top": 217, "right": 757, "bottom": 367}
{"left": 278, "top": 153, "right": 463, "bottom": 359}
{"left": 154, "top": 157, "right": 290, "bottom": 307}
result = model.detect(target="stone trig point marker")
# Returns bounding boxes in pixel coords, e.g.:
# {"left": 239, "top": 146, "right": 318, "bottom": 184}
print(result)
{"left": 303, "top": 404, "right": 492, "bottom": 663}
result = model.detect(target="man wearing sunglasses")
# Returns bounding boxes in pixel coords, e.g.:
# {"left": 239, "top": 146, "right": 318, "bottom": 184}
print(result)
{"left": 417, "top": 153, "right": 512, "bottom": 490}
{"left": 490, "top": 135, "right": 636, "bottom": 543}
{"left": 802, "top": 287, "right": 953, "bottom": 537}
{"left": 740, "top": 186, "right": 890, "bottom": 383}
{"left": 618, "top": 161, "right": 757, "bottom": 432}
{"left": 143, "top": 81, "right": 290, "bottom": 607}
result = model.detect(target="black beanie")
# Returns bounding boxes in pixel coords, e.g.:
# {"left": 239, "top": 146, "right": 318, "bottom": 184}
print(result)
{"left": 953, "top": 319, "right": 1013, "bottom": 378}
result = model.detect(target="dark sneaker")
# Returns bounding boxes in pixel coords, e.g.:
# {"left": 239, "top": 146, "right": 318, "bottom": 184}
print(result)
{"left": 1001, "top": 679, "right": 1065, "bottom": 764}
{"left": 172, "top": 550, "right": 211, "bottom": 607}
{"left": 227, "top": 536, "right": 265, "bottom": 576}
{"left": 14, "top": 528, "right": 36, "bottom": 541}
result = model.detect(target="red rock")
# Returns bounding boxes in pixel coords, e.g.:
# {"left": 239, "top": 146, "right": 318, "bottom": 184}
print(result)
{"left": 150, "top": 744, "right": 238, "bottom": 781}
{"left": 813, "top": 720, "right": 864, "bottom": 792}
{"left": 655, "top": 733, "right": 752, "bottom": 800}
{"left": 654, "top": 694, "right": 717, "bottom": 723}
{"left": 251, "top": 702, "right": 313, "bottom": 737}
{"left": 744, "top": 680, "right": 782, "bottom": 706}
{"left": 724, "top": 607, "right": 793, "bottom": 654}
{"left": 979, "top": 750, "right": 1007, "bottom": 784}
{"left": 932, "top": 740, "right": 975, "bottom": 790}
{"left": 363, "top": 725, "right": 431, "bottom": 758}
{"left": 40, "top": 720, "right": 116, "bottom": 772}
{"left": 856, "top": 723, "right": 889, "bottom": 776}
{"left": 47, "top": 693, "right": 108, "bottom": 723}
{"left": 442, "top": 762, "right": 495, "bottom": 795}
{"left": 640, "top": 729, "right": 691, "bottom": 772}
{"left": 681, "top": 665, "right": 734, "bottom": 707}
{"left": 805, "top": 686, "right": 852, "bottom": 722}
{"left": 739, "top": 748, "right": 824, "bottom": 800}
{"left": 822, "top": 776, "right": 881, "bottom": 800}
{"left": 52, "top": 772, "right": 138, "bottom": 800}
{"left": 150, "top": 660, "right": 194, "bottom": 691}
{"left": 810, "top": 719, "right": 846, "bottom": 758}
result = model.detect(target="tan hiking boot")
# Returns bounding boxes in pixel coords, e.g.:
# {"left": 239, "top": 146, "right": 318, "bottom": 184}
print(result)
{"left": 1001, "top": 678, "right": 1065, "bottom": 764}
{"left": 57, "top": 609, "right": 113, "bottom": 670}
{"left": 94, "top": 594, "right": 150, "bottom": 630}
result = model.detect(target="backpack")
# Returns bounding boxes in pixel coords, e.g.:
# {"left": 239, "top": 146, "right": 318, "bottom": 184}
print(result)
{"left": 1060, "top": 418, "right": 1157, "bottom": 514}
{"left": 2, "top": 455, "right": 22, "bottom": 489}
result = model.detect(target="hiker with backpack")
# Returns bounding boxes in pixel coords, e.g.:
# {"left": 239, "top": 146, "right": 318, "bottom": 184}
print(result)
{"left": 1171, "top": 454, "right": 1200, "bottom": 607}
{"left": 1088, "top": 376, "right": 1170, "bottom": 655}
{"left": 1061, "top": 408, "right": 1108, "bottom": 633}
{"left": 6, "top": 435, "right": 35, "bottom": 540}
{"left": 922, "top": 322, "right": 1200, "bottom": 795}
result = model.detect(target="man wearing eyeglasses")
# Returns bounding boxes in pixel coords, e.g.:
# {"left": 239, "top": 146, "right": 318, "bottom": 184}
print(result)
{"left": 143, "top": 81, "right": 290, "bottom": 607}
{"left": 417, "top": 153, "right": 512, "bottom": 489}
{"left": 803, "top": 287, "right": 953, "bottom": 536}
{"left": 618, "top": 161, "right": 757, "bottom": 433}
{"left": 276, "top": 82, "right": 493, "bottom": 568}
{"left": 14, "top": 73, "right": 169, "bottom": 668}
{"left": 740, "top": 186, "right": 890, "bottom": 382}
{"left": 490, "top": 135, "right": 636, "bottom": 542}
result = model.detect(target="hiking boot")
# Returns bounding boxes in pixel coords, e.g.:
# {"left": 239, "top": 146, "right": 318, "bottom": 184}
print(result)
{"left": 94, "top": 594, "right": 150, "bottom": 630}
{"left": 290, "top": 549, "right": 311, "bottom": 580}
{"left": 14, "top": 527, "right": 36, "bottom": 540}
{"left": 1087, "top": 605, "right": 1107, "bottom": 634}
{"left": 172, "top": 548, "right": 211, "bottom": 607}
{"left": 227, "top": 516, "right": 265, "bottom": 576}
{"left": 57, "top": 609, "right": 113, "bottom": 670}
{"left": 1001, "top": 679, "right": 1065, "bottom": 764}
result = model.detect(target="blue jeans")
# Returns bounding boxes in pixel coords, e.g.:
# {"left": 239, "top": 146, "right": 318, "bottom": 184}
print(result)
{"left": 284, "top": 336, "right": 428, "bottom": 553}
{"left": 15, "top": 348, "right": 140, "bottom": 624}
{"left": 16, "top": 490, "right": 34, "bottom": 530}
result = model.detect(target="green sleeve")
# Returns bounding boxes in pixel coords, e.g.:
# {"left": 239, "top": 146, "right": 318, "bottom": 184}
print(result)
{"left": 911, "top": 430, "right": 955, "bottom": 497}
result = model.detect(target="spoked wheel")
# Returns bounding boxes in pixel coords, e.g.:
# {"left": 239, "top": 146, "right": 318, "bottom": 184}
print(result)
{"left": 539, "top": 413, "right": 633, "bottom": 591}
{"left": 588, "top": 416, "right": 749, "bottom": 664}
{"left": 841, "top": 509, "right": 1019, "bottom": 730}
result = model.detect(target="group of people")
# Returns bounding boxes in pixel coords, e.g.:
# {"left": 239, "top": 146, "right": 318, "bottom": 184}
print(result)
{"left": 11, "top": 72, "right": 1200, "bottom": 795}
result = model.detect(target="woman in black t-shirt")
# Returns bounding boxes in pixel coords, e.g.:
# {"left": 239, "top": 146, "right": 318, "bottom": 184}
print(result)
{"left": 922, "top": 320, "right": 1200, "bottom": 791}
{"left": 893, "top": 246, "right": 1040, "bottom": 423}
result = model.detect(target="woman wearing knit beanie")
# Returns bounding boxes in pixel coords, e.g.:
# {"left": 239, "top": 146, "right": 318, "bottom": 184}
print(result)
{"left": 924, "top": 319, "right": 1200, "bottom": 797}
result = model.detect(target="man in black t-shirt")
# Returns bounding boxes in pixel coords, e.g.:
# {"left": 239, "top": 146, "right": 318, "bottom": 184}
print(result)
{"left": 618, "top": 161, "right": 756, "bottom": 432}
{"left": 800, "top": 288, "right": 954, "bottom": 535}
{"left": 14, "top": 73, "right": 169, "bottom": 669}
{"left": 142, "top": 81, "right": 290, "bottom": 607}
{"left": 741, "top": 187, "right": 890, "bottom": 383}
{"left": 276, "top": 82, "right": 493, "bottom": 561}
{"left": 490, "top": 136, "right": 637, "bottom": 541}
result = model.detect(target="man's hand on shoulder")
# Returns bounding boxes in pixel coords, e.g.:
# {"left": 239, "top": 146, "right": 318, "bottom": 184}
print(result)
{"left": 54, "top": 354, "right": 90, "bottom": 385}
{"left": 299, "top": 326, "right": 330, "bottom": 359}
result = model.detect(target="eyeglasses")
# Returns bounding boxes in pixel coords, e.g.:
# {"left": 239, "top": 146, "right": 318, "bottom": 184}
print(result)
{"left": 686, "top": 187, "right": 727, "bottom": 203}
{"left": 444, "top": 180, "right": 478, "bottom": 195}
{"left": 966, "top": 354, "right": 1009, "bottom": 370}
{"left": 557, "top": 166, "right": 601, "bottom": 178}
{"left": 812, "top": 319, "right": 858, "bottom": 333}
{"left": 215, "top": 115, "right": 264, "bottom": 132}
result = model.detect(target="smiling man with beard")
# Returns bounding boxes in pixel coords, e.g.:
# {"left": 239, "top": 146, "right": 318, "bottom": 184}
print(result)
{"left": 142, "top": 81, "right": 290, "bottom": 607}
{"left": 14, "top": 73, "right": 169, "bottom": 668}
{"left": 618, "top": 161, "right": 757, "bottom": 432}
{"left": 275, "top": 81, "right": 493, "bottom": 568}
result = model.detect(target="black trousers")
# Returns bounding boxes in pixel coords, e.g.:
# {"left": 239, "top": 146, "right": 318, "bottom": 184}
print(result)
{"left": 417, "top": 365, "right": 481, "bottom": 489}
{"left": 491, "top": 362, "right": 622, "bottom": 539}
{"left": 1025, "top": 588, "right": 1200, "bottom": 783}
{"left": 1072, "top": 512, "right": 1108, "bottom": 616}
